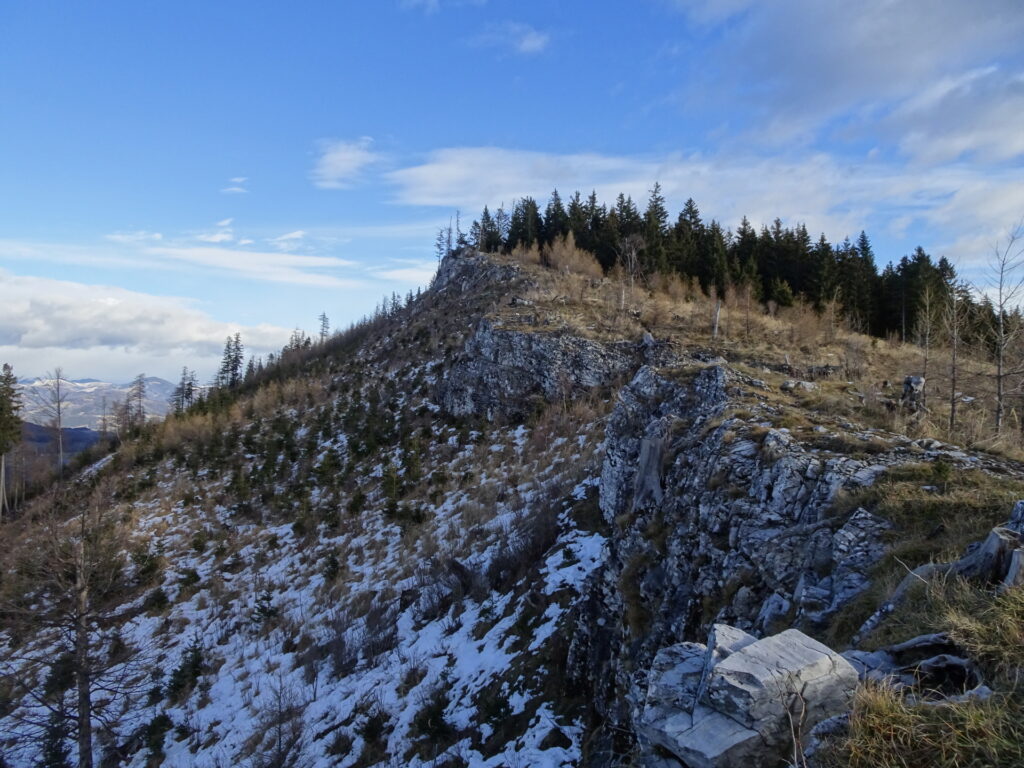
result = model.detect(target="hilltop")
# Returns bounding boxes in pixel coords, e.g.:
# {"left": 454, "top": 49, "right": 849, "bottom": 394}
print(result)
{"left": 1, "top": 247, "right": 1023, "bottom": 768}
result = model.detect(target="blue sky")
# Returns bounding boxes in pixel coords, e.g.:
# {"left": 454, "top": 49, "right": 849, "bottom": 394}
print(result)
{"left": 2, "top": 0, "right": 1023, "bottom": 381}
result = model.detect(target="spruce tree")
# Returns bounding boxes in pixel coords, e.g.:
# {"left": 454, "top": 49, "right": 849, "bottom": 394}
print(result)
{"left": 0, "top": 363, "right": 22, "bottom": 521}
{"left": 643, "top": 182, "right": 669, "bottom": 274}
{"left": 542, "top": 189, "right": 569, "bottom": 245}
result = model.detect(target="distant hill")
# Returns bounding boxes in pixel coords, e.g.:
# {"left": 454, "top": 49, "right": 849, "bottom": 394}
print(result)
{"left": 18, "top": 376, "right": 175, "bottom": 430}
{"left": 20, "top": 422, "right": 103, "bottom": 458}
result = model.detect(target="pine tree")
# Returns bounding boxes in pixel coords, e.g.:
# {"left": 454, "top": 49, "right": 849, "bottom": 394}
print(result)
{"left": 169, "top": 367, "right": 199, "bottom": 414}
{"left": 507, "top": 198, "right": 542, "bottom": 249}
{"left": 542, "top": 189, "right": 569, "bottom": 245}
{"left": 615, "top": 194, "right": 642, "bottom": 238}
{"left": 0, "top": 363, "right": 22, "bottom": 521}
{"left": 643, "top": 182, "right": 669, "bottom": 274}
{"left": 493, "top": 204, "right": 511, "bottom": 249}
{"left": 128, "top": 374, "right": 147, "bottom": 430}
{"left": 566, "top": 191, "right": 589, "bottom": 251}
{"left": 318, "top": 312, "right": 330, "bottom": 344}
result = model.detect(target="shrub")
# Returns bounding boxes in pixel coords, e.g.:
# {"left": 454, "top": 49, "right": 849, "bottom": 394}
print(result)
{"left": 166, "top": 636, "right": 205, "bottom": 702}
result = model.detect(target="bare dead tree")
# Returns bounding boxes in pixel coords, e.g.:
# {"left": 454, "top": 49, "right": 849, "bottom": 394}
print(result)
{"left": 914, "top": 282, "right": 939, "bottom": 410}
{"left": 0, "top": 482, "right": 149, "bottom": 767}
{"left": 944, "top": 281, "right": 970, "bottom": 434}
{"left": 30, "top": 368, "right": 69, "bottom": 476}
{"left": 987, "top": 219, "right": 1024, "bottom": 433}
{"left": 615, "top": 234, "right": 645, "bottom": 313}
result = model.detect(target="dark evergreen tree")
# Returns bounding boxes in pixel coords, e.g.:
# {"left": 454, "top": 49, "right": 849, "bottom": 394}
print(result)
{"left": 507, "top": 198, "right": 542, "bottom": 249}
{"left": 0, "top": 363, "right": 21, "bottom": 520}
{"left": 615, "top": 193, "right": 643, "bottom": 238}
{"left": 643, "top": 182, "right": 669, "bottom": 274}
{"left": 541, "top": 189, "right": 569, "bottom": 245}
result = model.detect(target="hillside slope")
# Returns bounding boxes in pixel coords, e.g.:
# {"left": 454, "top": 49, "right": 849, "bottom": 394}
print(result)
{"left": 2, "top": 250, "right": 1023, "bottom": 768}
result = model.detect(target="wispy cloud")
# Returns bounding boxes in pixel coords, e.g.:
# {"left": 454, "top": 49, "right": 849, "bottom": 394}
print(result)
{"left": 144, "top": 245, "right": 360, "bottom": 287}
{"left": 1, "top": 234, "right": 362, "bottom": 288}
{"left": 221, "top": 176, "right": 249, "bottom": 194}
{"left": 267, "top": 230, "right": 306, "bottom": 251}
{"left": 310, "top": 137, "right": 380, "bottom": 189}
{"left": 104, "top": 230, "right": 163, "bottom": 243}
{"left": 384, "top": 144, "right": 1024, "bottom": 268}
{"left": 471, "top": 21, "right": 550, "bottom": 55}
{"left": 216, "top": 218, "right": 234, "bottom": 227}
{"left": 666, "top": 0, "right": 1024, "bottom": 153}
{"left": 196, "top": 230, "right": 233, "bottom": 243}
{"left": 370, "top": 258, "right": 438, "bottom": 284}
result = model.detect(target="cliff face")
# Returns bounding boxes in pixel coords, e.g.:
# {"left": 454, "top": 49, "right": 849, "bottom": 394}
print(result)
{"left": 431, "top": 254, "right": 1002, "bottom": 766}
{"left": 1, "top": 251, "right": 1014, "bottom": 768}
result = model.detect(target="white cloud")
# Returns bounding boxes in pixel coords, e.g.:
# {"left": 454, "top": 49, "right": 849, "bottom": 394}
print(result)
{"left": 267, "top": 230, "right": 306, "bottom": 252}
{"left": 216, "top": 218, "right": 234, "bottom": 227}
{"left": 471, "top": 21, "right": 550, "bottom": 55}
{"left": 196, "top": 230, "right": 234, "bottom": 243}
{"left": 238, "top": 238, "right": 254, "bottom": 246}
{"left": 667, "top": 0, "right": 1024, "bottom": 158}
{"left": 220, "top": 186, "right": 248, "bottom": 194}
{"left": 0, "top": 270, "right": 290, "bottom": 380}
{"left": 310, "top": 137, "right": 380, "bottom": 189}
{"left": 385, "top": 144, "right": 1024, "bottom": 268}
{"left": 144, "top": 244, "right": 360, "bottom": 287}
{"left": 230, "top": 177, "right": 248, "bottom": 184}
{"left": 370, "top": 259, "right": 438, "bottom": 285}
{"left": 104, "top": 230, "right": 163, "bottom": 243}
{"left": 890, "top": 67, "right": 1024, "bottom": 164}
{"left": 1, "top": 236, "right": 361, "bottom": 288}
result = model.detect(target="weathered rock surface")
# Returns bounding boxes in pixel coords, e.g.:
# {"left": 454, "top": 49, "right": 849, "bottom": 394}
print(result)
{"left": 438, "top": 319, "right": 640, "bottom": 419}
{"left": 640, "top": 626, "right": 857, "bottom": 767}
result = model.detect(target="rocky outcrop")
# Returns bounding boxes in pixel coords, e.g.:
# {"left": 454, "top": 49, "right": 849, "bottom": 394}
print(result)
{"left": 639, "top": 625, "right": 857, "bottom": 767}
{"left": 438, "top": 319, "right": 640, "bottom": 420}
{"left": 567, "top": 364, "right": 904, "bottom": 765}
{"left": 855, "top": 500, "right": 1024, "bottom": 642}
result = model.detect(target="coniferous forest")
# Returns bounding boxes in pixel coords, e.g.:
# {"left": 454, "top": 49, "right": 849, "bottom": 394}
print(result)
{"left": 463, "top": 186, "right": 999, "bottom": 350}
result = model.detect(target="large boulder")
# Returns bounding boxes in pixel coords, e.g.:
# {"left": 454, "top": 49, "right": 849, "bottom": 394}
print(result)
{"left": 703, "top": 629, "right": 858, "bottom": 741}
{"left": 640, "top": 626, "right": 857, "bottom": 767}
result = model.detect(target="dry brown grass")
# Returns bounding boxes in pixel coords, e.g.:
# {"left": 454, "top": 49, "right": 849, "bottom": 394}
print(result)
{"left": 491, "top": 245, "right": 1024, "bottom": 460}
{"left": 825, "top": 465, "right": 1024, "bottom": 647}
{"left": 822, "top": 579, "right": 1024, "bottom": 768}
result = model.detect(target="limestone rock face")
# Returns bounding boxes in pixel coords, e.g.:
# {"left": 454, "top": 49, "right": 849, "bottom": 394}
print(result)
{"left": 704, "top": 629, "right": 858, "bottom": 738}
{"left": 438, "top": 319, "right": 638, "bottom": 420}
{"left": 640, "top": 627, "right": 857, "bottom": 768}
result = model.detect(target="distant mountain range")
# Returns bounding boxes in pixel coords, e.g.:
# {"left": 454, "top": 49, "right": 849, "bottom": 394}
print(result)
{"left": 20, "top": 422, "right": 103, "bottom": 458}
{"left": 18, "top": 376, "right": 175, "bottom": 431}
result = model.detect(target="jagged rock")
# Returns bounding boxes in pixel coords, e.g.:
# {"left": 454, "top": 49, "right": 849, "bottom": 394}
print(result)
{"left": 781, "top": 379, "right": 817, "bottom": 392}
{"left": 644, "top": 643, "right": 708, "bottom": 714}
{"left": 703, "top": 629, "right": 858, "bottom": 741}
{"left": 438, "top": 318, "right": 638, "bottom": 420}
{"left": 640, "top": 627, "right": 857, "bottom": 767}
{"left": 756, "top": 593, "right": 792, "bottom": 633}
{"left": 632, "top": 417, "right": 671, "bottom": 512}
{"left": 644, "top": 706, "right": 765, "bottom": 768}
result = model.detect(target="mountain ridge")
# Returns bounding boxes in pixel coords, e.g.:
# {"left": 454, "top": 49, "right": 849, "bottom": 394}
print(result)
{"left": 1, "top": 248, "right": 1022, "bottom": 767}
